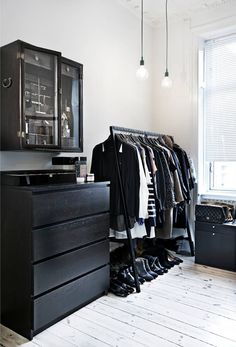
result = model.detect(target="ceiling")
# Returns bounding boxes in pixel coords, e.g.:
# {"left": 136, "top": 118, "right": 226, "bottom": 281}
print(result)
{"left": 117, "top": 0, "right": 234, "bottom": 26}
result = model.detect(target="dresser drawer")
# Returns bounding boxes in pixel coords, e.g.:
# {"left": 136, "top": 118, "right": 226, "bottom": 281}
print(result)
{"left": 195, "top": 221, "right": 234, "bottom": 235}
{"left": 33, "top": 240, "right": 109, "bottom": 296}
{"left": 33, "top": 213, "right": 109, "bottom": 262}
{"left": 32, "top": 186, "right": 109, "bottom": 227}
{"left": 33, "top": 265, "right": 109, "bottom": 332}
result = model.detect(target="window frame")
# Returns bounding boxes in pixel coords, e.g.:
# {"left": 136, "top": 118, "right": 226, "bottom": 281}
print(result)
{"left": 198, "top": 35, "right": 236, "bottom": 199}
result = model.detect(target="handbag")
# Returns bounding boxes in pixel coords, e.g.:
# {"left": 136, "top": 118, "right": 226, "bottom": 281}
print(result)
{"left": 195, "top": 204, "right": 233, "bottom": 224}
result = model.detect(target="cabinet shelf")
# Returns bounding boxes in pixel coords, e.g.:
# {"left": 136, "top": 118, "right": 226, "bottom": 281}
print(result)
{"left": 25, "top": 114, "right": 56, "bottom": 120}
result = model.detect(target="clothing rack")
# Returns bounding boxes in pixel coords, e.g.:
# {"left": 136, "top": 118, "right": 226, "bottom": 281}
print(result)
{"left": 110, "top": 125, "right": 195, "bottom": 292}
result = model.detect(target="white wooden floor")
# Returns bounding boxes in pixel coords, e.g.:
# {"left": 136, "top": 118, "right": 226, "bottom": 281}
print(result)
{"left": 1, "top": 257, "right": 236, "bottom": 347}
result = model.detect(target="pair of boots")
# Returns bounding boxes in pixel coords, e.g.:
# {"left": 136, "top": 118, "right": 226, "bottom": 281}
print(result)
{"left": 143, "top": 255, "right": 168, "bottom": 275}
{"left": 143, "top": 246, "right": 183, "bottom": 269}
{"left": 109, "top": 277, "right": 134, "bottom": 297}
{"left": 156, "top": 248, "right": 183, "bottom": 268}
{"left": 135, "top": 257, "right": 159, "bottom": 281}
{"left": 116, "top": 264, "right": 147, "bottom": 289}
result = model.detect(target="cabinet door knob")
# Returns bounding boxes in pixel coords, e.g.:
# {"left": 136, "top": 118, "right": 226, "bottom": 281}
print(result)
{"left": 212, "top": 233, "right": 215, "bottom": 236}
{"left": 2, "top": 77, "right": 13, "bottom": 88}
{"left": 212, "top": 225, "right": 215, "bottom": 229}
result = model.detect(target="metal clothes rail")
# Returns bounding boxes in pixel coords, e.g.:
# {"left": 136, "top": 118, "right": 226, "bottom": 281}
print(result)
{"left": 110, "top": 125, "right": 195, "bottom": 293}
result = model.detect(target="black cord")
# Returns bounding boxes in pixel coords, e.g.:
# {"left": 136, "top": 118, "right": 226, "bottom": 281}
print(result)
{"left": 165, "top": 0, "right": 168, "bottom": 73}
{"left": 141, "top": 0, "right": 144, "bottom": 61}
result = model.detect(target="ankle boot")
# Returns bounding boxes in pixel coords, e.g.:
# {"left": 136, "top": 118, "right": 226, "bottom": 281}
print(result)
{"left": 143, "top": 255, "right": 165, "bottom": 275}
{"left": 155, "top": 256, "right": 168, "bottom": 273}
{"left": 135, "top": 258, "right": 154, "bottom": 281}
{"left": 109, "top": 280, "right": 129, "bottom": 297}
{"left": 112, "top": 279, "right": 134, "bottom": 294}
{"left": 141, "top": 258, "right": 158, "bottom": 278}
{"left": 117, "top": 268, "right": 136, "bottom": 287}
{"left": 156, "top": 250, "right": 173, "bottom": 269}
{"left": 129, "top": 267, "right": 145, "bottom": 284}
{"left": 163, "top": 249, "right": 176, "bottom": 267}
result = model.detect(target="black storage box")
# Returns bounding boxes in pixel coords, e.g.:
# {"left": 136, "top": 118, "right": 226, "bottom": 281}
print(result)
{"left": 195, "top": 221, "right": 236, "bottom": 271}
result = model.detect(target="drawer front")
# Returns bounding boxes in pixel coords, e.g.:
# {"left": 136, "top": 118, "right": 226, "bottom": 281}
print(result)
{"left": 33, "top": 265, "right": 109, "bottom": 332}
{"left": 33, "top": 213, "right": 109, "bottom": 262}
{"left": 24, "top": 49, "right": 53, "bottom": 69}
{"left": 32, "top": 186, "right": 109, "bottom": 227}
{"left": 195, "top": 222, "right": 235, "bottom": 235}
{"left": 33, "top": 240, "right": 109, "bottom": 296}
{"left": 195, "top": 229, "right": 236, "bottom": 271}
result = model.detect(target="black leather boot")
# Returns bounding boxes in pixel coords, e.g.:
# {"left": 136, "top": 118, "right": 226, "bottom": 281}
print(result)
{"left": 143, "top": 255, "right": 165, "bottom": 275}
{"left": 155, "top": 256, "right": 168, "bottom": 273}
{"left": 141, "top": 258, "right": 158, "bottom": 278}
{"left": 109, "top": 280, "right": 129, "bottom": 297}
{"left": 129, "top": 267, "right": 145, "bottom": 284}
{"left": 117, "top": 268, "right": 136, "bottom": 287}
{"left": 113, "top": 278, "right": 134, "bottom": 294}
{"left": 157, "top": 249, "right": 174, "bottom": 269}
{"left": 135, "top": 258, "right": 154, "bottom": 281}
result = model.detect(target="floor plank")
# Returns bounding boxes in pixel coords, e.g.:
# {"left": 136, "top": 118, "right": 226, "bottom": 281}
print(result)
{"left": 84, "top": 300, "right": 213, "bottom": 347}
{"left": 110, "top": 290, "right": 236, "bottom": 341}
{"left": 169, "top": 265, "right": 236, "bottom": 291}
{"left": 76, "top": 307, "right": 181, "bottom": 347}
{"left": 58, "top": 313, "right": 149, "bottom": 347}
{"left": 98, "top": 295, "right": 236, "bottom": 347}
{"left": 0, "top": 326, "right": 37, "bottom": 347}
{"left": 141, "top": 282, "right": 236, "bottom": 320}
{"left": 176, "top": 263, "right": 236, "bottom": 287}
{"left": 47, "top": 322, "right": 111, "bottom": 347}
{"left": 32, "top": 330, "right": 77, "bottom": 347}
{"left": 1, "top": 256, "right": 236, "bottom": 347}
{"left": 182, "top": 259, "right": 236, "bottom": 279}
{"left": 155, "top": 273, "right": 236, "bottom": 304}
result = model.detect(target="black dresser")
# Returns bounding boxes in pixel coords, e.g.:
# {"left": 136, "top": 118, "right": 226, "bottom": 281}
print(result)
{"left": 195, "top": 221, "right": 236, "bottom": 271}
{"left": 1, "top": 181, "right": 110, "bottom": 339}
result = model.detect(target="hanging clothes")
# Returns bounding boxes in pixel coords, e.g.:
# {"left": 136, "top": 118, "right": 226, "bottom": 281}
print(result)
{"left": 91, "top": 136, "right": 140, "bottom": 231}
{"left": 91, "top": 132, "right": 194, "bottom": 240}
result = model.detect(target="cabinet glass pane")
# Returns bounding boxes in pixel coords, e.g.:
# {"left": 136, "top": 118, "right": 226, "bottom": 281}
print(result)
{"left": 24, "top": 49, "right": 58, "bottom": 146}
{"left": 61, "top": 63, "right": 80, "bottom": 149}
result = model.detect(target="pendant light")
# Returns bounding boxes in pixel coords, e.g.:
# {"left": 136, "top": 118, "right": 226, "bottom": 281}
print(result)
{"left": 136, "top": 0, "right": 149, "bottom": 80}
{"left": 161, "top": 0, "right": 172, "bottom": 88}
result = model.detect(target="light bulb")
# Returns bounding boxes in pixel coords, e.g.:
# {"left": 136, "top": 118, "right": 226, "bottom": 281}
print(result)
{"left": 161, "top": 76, "right": 172, "bottom": 88}
{"left": 136, "top": 65, "right": 149, "bottom": 80}
{"left": 161, "top": 70, "right": 172, "bottom": 88}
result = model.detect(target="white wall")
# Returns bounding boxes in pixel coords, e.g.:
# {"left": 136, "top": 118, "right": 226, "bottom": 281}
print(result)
{"left": 1, "top": 0, "right": 236, "bottom": 173}
{"left": 152, "top": 2, "right": 236, "bottom": 178}
{"left": 0, "top": 0, "right": 155, "bottom": 171}
{"left": 152, "top": 18, "right": 198, "bottom": 170}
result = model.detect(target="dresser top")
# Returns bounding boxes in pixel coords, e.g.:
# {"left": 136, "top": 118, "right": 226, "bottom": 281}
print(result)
{"left": 2, "top": 181, "right": 110, "bottom": 193}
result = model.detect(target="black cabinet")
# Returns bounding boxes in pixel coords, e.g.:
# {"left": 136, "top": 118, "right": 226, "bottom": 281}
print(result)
{"left": 1, "top": 182, "right": 110, "bottom": 339}
{"left": 195, "top": 221, "right": 236, "bottom": 271}
{"left": 0, "top": 40, "right": 83, "bottom": 152}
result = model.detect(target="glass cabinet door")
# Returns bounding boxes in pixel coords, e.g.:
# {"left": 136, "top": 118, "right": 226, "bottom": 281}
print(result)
{"left": 61, "top": 58, "right": 83, "bottom": 151}
{"left": 23, "top": 48, "right": 59, "bottom": 147}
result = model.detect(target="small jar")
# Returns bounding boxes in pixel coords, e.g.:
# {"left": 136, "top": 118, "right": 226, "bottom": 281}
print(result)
{"left": 79, "top": 157, "right": 87, "bottom": 178}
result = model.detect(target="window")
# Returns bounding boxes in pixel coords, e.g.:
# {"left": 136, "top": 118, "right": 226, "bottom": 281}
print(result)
{"left": 201, "top": 33, "right": 236, "bottom": 196}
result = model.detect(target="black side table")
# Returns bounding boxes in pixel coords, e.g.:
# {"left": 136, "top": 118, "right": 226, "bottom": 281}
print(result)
{"left": 195, "top": 221, "right": 236, "bottom": 271}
